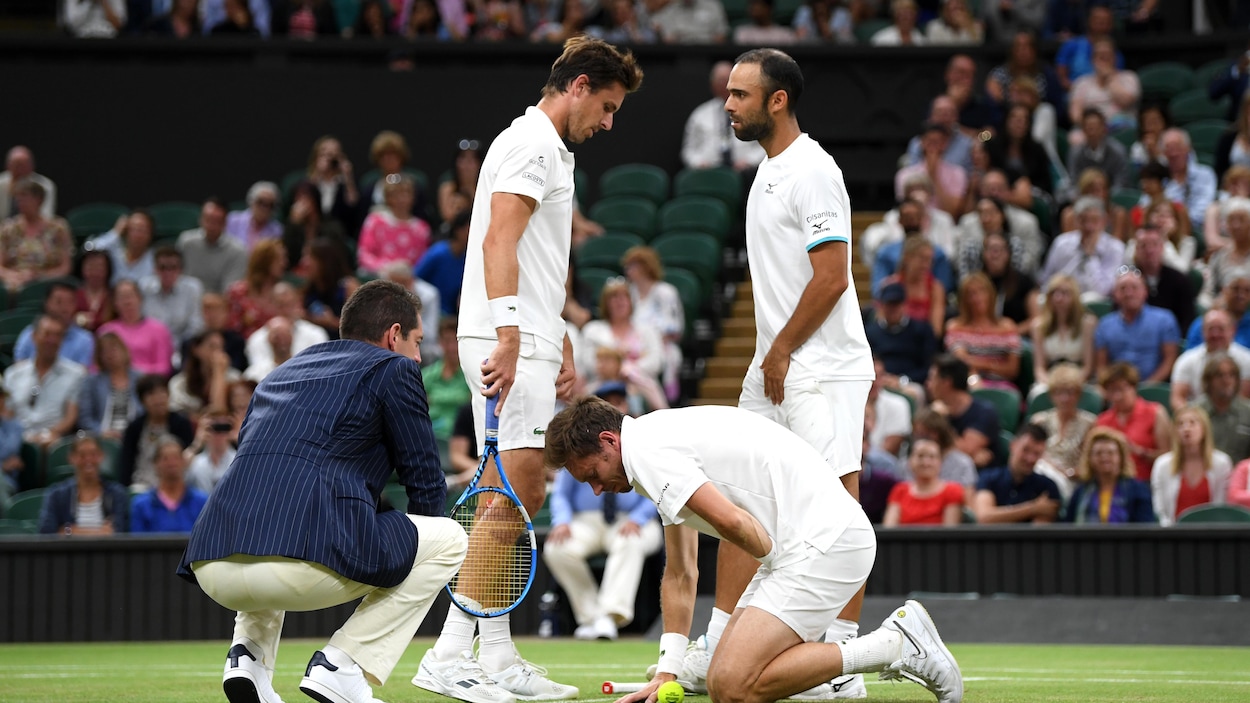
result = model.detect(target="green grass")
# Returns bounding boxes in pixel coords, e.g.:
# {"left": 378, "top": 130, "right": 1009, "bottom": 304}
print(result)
{"left": 0, "top": 639, "right": 1248, "bottom": 702}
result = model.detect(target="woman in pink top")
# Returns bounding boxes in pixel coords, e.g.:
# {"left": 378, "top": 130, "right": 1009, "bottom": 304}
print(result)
{"left": 1228, "top": 459, "right": 1250, "bottom": 510}
{"left": 97, "top": 279, "right": 175, "bottom": 377}
{"left": 356, "top": 174, "right": 431, "bottom": 275}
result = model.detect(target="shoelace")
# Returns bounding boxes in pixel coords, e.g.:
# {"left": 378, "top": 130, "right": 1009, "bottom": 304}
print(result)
{"left": 454, "top": 652, "right": 497, "bottom": 682}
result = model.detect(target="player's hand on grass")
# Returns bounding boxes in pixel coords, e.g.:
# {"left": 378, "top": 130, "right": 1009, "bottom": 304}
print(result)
{"left": 760, "top": 346, "right": 791, "bottom": 405}
{"left": 616, "top": 673, "right": 674, "bottom": 703}
{"left": 482, "top": 334, "right": 520, "bottom": 412}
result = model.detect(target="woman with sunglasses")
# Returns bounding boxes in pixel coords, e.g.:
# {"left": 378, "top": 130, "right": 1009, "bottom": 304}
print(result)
{"left": 225, "top": 181, "right": 283, "bottom": 251}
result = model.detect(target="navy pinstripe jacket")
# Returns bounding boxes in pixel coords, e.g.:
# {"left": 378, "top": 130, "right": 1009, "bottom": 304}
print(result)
{"left": 177, "top": 340, "right": 446, "bottom": 589}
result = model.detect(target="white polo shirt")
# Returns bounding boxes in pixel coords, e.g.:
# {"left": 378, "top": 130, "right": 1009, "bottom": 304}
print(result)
{"left": 745, "top": 133, "right": 873, "bottom": 384}
{"left": 459, "top": 106, "right": 577, "bottom": 350}
{"left": 621, "top": 406, "right": 862, "bottom": 568}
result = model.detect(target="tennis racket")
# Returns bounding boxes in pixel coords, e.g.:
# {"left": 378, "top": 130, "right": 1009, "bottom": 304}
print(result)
{"left": 445, "top": 394, "right": 537, "bottom": 618}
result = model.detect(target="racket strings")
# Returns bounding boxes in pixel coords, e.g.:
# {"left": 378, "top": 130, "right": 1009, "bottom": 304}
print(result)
{"left": 448, "top": 490, "right": 533, "bottom": 614}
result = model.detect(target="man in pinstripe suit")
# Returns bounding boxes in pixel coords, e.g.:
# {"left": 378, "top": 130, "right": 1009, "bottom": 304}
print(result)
{"left": 178, "top": 280, "right": 468, "bottom": 703}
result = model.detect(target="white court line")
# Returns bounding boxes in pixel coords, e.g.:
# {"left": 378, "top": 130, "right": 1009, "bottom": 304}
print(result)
{"left": 973, "top": 666, "right": 1250, "bottom": 677}
{"left": 962, "top": 676, "right": 1250, "bottom": 686}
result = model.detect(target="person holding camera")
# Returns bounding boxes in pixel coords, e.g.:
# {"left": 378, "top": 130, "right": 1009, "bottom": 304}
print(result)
{"left": 186, "top": 407, "right": 239, "bottom": 494}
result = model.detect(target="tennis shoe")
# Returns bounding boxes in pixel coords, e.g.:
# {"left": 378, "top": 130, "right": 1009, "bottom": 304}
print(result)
{"left": 411, "top": 650, "right": 516, "bottom": 703}
{"left": 222, "top": 640, "right": 285, "bottom": 703}
{"left": 879, "top": 600, "right": 963, "bottom": 703}
{"left": 787, "top": 674, "right": 866, "bottom": 700}
{"left": 299, "top": 650, "right": 384, "bottom": 703}
{"left": 486, "top": 645, "right": 579, "bottom": 700}
{"left": 645, "top": 635, "right": 710, "bottom": 694}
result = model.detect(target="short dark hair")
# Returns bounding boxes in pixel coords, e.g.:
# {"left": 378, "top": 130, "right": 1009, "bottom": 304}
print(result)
{"left": 1081, "top": 107, "right": 1106, "bottom": 124}
{"left": 1016, "top": 422, "right": 1049, "bottom": 444}
{"left": 543, "top": 35, "right": 643, "bottom": 97}
{"left": 921, "top": 121, "right": 950, "bottom": 138}
{"left": 203, "top": 196, "right": 227, "bottom": 212}
{"left": 544, "top": 395, "right": 625, "bottom": 469}
{"left": 153, "top": 246, "right": 181, "bottom": 263}
{"left": 932, "top": 354, "right": 970, "bottom": 392}
{"left": 136, "top": 373, "right": 170, "bottom": 400}
{"left": 339, "top": 279, "right": 422, "bottom": 343}
{"left": 1139, "top": 161, "right": 1169, "bottom": 181}
{"left": 735, "top": 48, "right": 804, "bottom": 112}
{"left": 450, "top": 210, "right": 472, "bottom": 233}
{"left": 44, "top": 280, "right": 77, "bottom": 303}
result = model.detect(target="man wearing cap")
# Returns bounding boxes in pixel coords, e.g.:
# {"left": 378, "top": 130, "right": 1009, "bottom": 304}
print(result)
{"left": 865, "top": 281, "right": 938, "bottom": 390}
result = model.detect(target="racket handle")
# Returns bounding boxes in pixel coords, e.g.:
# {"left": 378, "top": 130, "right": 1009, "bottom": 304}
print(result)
{"left": 485, "top": 394, "right": 499, "bottom": 436}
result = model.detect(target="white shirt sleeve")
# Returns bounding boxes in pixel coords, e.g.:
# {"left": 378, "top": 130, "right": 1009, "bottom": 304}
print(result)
{"left": 790, "top": 165, "right": 851, "bottom": 251}
{"left": 490, "top": 140, "right": 559, "bottom": 204}
{"left": 627, "top": 445, "right": 709, "bottom": 526}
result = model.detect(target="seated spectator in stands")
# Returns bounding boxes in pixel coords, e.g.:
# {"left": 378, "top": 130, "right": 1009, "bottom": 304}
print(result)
{"left": 956, "top": 197, "right": 1038, "bottom": 283}
{"left": 1172, "top": 310, "right": 1250, "bottom": 410}
{"left": 357, "top": 174, "right": 431, "bottom": 276}
{"left": 437, "top": 138, "right": 483, "bottom": 225}
{"left": 143, "top": 0, "right": 201, "bottom": 36}
{"left": 896, "top": 123, "right": 966, "bottom": 217}
{"left": 63, "top": 0, "right": 127, "bottom": 37}
{"left": 543, "top": 463, "right": 663, "bottom": 641}
{"left": 904, "top": 96, "right": 975, "bottom": 174}
{"left": 186, "top": 408, "right": 237, "bottom": 494}
{"left": 422, "top": 317, "right": 471, "bottom": 442}
{"left": 1195, "top": 353, "right": 1250, "bottom": 465}
{"left": 877, "top": 238, "right": 947, "bottom": 337}
{"left": 1029, "top": 363, "right": 1097, "bottom": 497}
{"left": 226, "top": 239, "right": 284, "bottom": 338}
{"left": 859, "top": 403, "right": 903, "bottom": 523}
{"left": 582, "top": 278, "right": 664, "bottom": 387}
{"left": 1131, "top": 200, "right": 1195, "bottom": 274}
{"left": 97, "top": 280, "right": 175, "bottom": 377}
{"left": 1094, "top": 269, "right": 1179, "bottom": 382}
{"left": 1061, "top": 168, "right": 1131, "bottom": 242}
{"left": 587, "top": 0, "right": 659, "bottom": 45}
{"left": 1064, "top": 426, "right": 1156, "bottom": 523}
{"left": 274, "top": 3, "right": 340, "bottom": 41}
{"left": 681, "top": 61, "right": 765, "bottom": 171}
{"left": 120, "top": 374, "right": 195, "bottom": 490}
{"left": 925, "top": 0, "right": 981, "bottom": 44}
{"left": 283, "top": 181, "right": 349, "bottom": 275}
{"left": 1094, "top": 362, "right": 1171, "bottom": 483}
{"left": 0, "top": 146, "right": 57, "bottom": 221}
{"left": 0, "top": 391, "right": 23, "bottom": 501}
{"left": 979, "top": 0, "right": 1043, "bottom": 42}
{"left": 445, "top": 402, "right": 477, "bottom": 487}
{"left": 1201, "top": 199, "right": 1250, "bottom": 310}
{"left": 651, "top": 0, "right": 729, "bottom": 43}
{"left": 985, "top": 103, "right": 1053, "bottom": 206}
{"left": 960, "top": 171, "right": 1045, "bottom": 268}
{"left": 363, "top": 132, "right": 426, "bottom": 218}
{"left": 926, "top": 354, "right": 1000, "bottom": 468}
{"left": 171, "top": 330, "right": 239, "bottom": 418}
{"left": 1008, "top": 76, "right": 1065, "bottom": 191}
{"left": 943, "top": 53, "right": 998, "bottom": 134}
{"left": 13, "top": 281, "right": 94, "bottom": 368}
{"left": 986, "top": 29, "right": 1063, "bottom": 109}
{"left": 3, "top": 316, "right": 84, "bottom": 448}
{"left": 981, "top": 229, "right": 1039, "bottom": 332}
{"left": 791, "top": 0, "right": 854, "bottom": 43}
{"left": 530, "top": 0, "right": 586, "bottom": 44}
{"left": 869, "top": 357, "right": 911, "bottom": 457}
{"left": 243, "top": 316, "right": 296, "bottom": 382}
{"left": 1151, "top": 406, "right": 1231, "bottom": 526}
{"left": 620, "top": 246, "right": 683, "bottom": 401}
{"left": 1191, "top": 272, "right": 1250, "bottom": 352}
{"left": 130, "top": 435, "right": 207, "bottom": 533}
{"left": 0, "top": 180, "right": 72, "bottom": 293}
{"left": 224, "top": 378, "right": 255, "bottom": 446}
{"left": 140, "top": 247, "right": 204, "bottom": 347}
{"left": 1162, "top": 128, "right": 1218, "bottom": 233}
{"left": 104, "top": 210, "right": 157, "bottom": 286}
{"left": 224, "top": 182, "right": 283, "bottom": 253}
{"left": 912, "top": 407, "right": 978, "bottom": 497}
{"left": 416, "top": 210, "right": 470, "bottom": 316}
{"left": 1215, "top": 95, "right": 1250, "bottom": 186}
{"left": 73, "top": 250, "right": 115, "bottom": 332}
{"left": 1040, "top": 197, "right": 1124, "bottom": 300}
{"left": 245, "top": 282, "right": 328, "bottom": 364}
{"left": 1067, "top": 109, "right": 1130, "bottom": 193}
{"left": 1053, "top": 3, "right": 1119, "bottom": 90}
{"left": 402, "top": 0, "right": 463, "bottom": 39}
{"left": 732, "top": 0, "right": 797, "bottom": 44}
{"left": 870, "top": 200, "right": 956, "bottom": 296}
{"left": 973, "top": 423, "right": 1060, "bottom": 523}
{"left": 350, "top": 0, "right": 393, "bottom": 38}
{"left": 882, "top": 438, "right": 965, "bottom": 526}
{"left": 1125, "top": 224, "right": 1196, "bottom": 334}
{"left": 379, "top": 260, "right": 441, "bottom": 362}
{"left": 945, "top": 272, "right": 1024, "bottom": 390}
{"left": 202, "top": 0, "right": 270, "bottom": 35}
{"left": 1032, "top": 275, "right": 1096, "bottom": 387}
{"left": 303, "top": 238, "right": 358, "bottom": 339}
{"left": 1129, "top": 102, "right": 1169, "bottom": 172}
{"left": 866, "top": 282, "right": 938, "bottom": 389}
{"left": 871, "top": 0, "right": 925, "bottom": 45}
{"left": 37, "top": 433, "right": 129, "bottom": 535}
{"left": 195, "top": 292, "right": 247, "bottom": 372}
{"left": 181, "top": 197, "right": 249, "bottom": 295}
{"left": 76, "top": 331, "right": 140, "bottom": 440}
{"left": 862, "top": 179, "right": 957, "bottom": 266}
{"left": 300, "top": 134, "right": 361, "bottom": 232}
{"left": 1067, "top": 39, "right": 1140, "bottom": 143}
{"left": 1204, "top": 166, "right": 1250, "bottom": 257}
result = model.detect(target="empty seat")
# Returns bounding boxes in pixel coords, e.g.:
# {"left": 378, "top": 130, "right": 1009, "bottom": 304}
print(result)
{"left": 674, "top": 167, "right": 742, "bottom": 213}
{"left": 148, "top": 201, "right": 202, "bottom": 240}
{"left": 658, "top": 196, "right": 732, "bottom": 242}
{"left": 575, "top": 232, "right": 645, "bottom": 272}
{"left": 1168, "top": 89, "right": 1230, "bottom": 126}
{"left": 653, "top": 232, "right": 722, "bottom": 287}
{"left": 588, "top": 197, "right": 658, "bottom": 240}
{"left": 65, "top": 202, "right": 129, "bottom": 241}
{"left": 599, "top": 164, "right": 670, "bottom": 205}
{"left": 1137, "top": 62, "right": 1195, "bottom": 102}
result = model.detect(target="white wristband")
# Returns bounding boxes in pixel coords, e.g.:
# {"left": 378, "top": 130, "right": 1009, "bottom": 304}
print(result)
{"left": 657, "top": 632, "right": 689, "bottom": 676}
{"left": 488, "top": 296, "right": 520, "bottom": 329}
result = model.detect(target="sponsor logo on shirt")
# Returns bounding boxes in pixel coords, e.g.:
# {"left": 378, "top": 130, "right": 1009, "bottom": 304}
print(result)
{"left": 765, "top": 182, "right": 778, "bottom": 194}
{"left": 806, "top": 210, "right": 839, "bottom": 236}
{"left": 656, "top": 481, "right": 671, "bottom": 509}
{"left": 528, "top": 156, "right": 547, "bottom": 170}
{"left": 522, "top": 172, "right": 545, "bottom": 186}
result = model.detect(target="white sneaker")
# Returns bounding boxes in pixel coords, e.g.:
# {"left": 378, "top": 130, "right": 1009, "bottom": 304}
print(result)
{"left": 879, "top": 600, "right": 963, "bottom": 703}
{"left": 786, "top": 674, "right": 866, "bottom": 701}
{"left": 592, "top": 615, "right": 618, "bottom": 640}
{"left": 645, "top": 636, "right": 710, "bottom": 694}
{"left": 573, "top": 623, "right": 599, "bottom": 640}
{"left": 411, "top": 650, "right": 516, "bottom": 703}
{"left": 223, "top": 641, "right": 285, "bottom": 703}
{"left": 485, "top": 644, "right": 579, "bottom": 700}
{"left": 299, "top": 650, "right": 384, "bottom": 703}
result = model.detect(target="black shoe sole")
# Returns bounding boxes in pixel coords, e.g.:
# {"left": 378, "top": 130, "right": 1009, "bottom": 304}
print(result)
{"left": 299, "top": 684, "right": 337, "bottom": 703}
{"left": 224, "top": 677, "right": 262, "bottom": 703}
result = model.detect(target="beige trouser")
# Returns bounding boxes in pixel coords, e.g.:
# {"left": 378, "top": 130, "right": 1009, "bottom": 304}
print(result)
{"left": 541, "top": 512, "right": 663, "bottom": 627}
{"left": 193, "top": 515, "right": 467, "bottom": 685}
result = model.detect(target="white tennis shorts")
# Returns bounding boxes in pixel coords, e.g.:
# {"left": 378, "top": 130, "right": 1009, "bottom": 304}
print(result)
{"left": 459, "top": 335, "right": 562, "bottom": 453}
{"left": 738, "top": 374, "right": 871, "bottom": 478}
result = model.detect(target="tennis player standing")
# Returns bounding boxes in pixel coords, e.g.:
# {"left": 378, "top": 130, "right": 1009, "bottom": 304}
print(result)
{"left": 412, "top": 36, "right": 644, "bottom": 703}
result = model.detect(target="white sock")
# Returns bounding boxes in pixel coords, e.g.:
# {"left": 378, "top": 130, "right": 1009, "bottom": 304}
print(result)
{"left": 321, "top": 644, "right": 356, "bottom": 670}
{"left": 826, "top": 618, "right": 859, "bottom": 644}
{"left": 432, "top": 604, "right": 478, "bottom": 661}
{"left": 705, "top": 608, "right": 731, "bottom": 654}
{"left": 837, "top": 628, "right": 903, "bottom": 675}
{"left": 477, "top": 614, "right": 515, "bottom": 673}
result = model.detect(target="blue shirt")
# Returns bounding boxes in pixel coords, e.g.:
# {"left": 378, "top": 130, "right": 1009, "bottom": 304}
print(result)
{"left": 415, "top": 241, "right": 466, "bottom": 316}
{"left": 1094, "top": 305, "right": 1180, "bottom": 380}
{"left": 976, "top": 466, "right": 1061, "bottom": 508}
{"left": 14, "top": 323, "right": 95, "bottom": 368}
{"left": 1185, "top": 311, "right": 1250, "bottom": 351}
{"left": 548, "top": 469, "right": 658, "bottom": 527}
{"left": 871, "top": 239, "right": 955, "bottom": 294}
{"left": 130, "top": 487, "right": 209, "bottom": 534}
{"left": 1055, "top": 36, "right": 1125, "bottom": 85}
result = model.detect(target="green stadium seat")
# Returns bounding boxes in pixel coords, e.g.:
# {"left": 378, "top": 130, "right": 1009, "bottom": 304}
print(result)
{"left": 773, "top": 0, "right": 803, "bottom": 26}
{"left": 578, "top": 267, "right": 619, "bottom": 301}
{"left": 1086, "top": 300, "right": 1113, "bottom": 318}
{"left": 15, "top": 277, "right": 79, "bottom": 311}
{"left": 574, "top": 169, "right": 590, "bottom": 209}
{"left": 722, "top": 0, "right": 748, "bottom": 23}
{"left": 1029, "top": 196, "right": 1054, "bottom": 239}
{"left": 1176, "top": 504, "right": 1250, "bottom": 524}
{"left": 0, "top": 309, "right": 37, "bottom": 338}
{"left": 575, "top": 232, "right": 645, "bottom": 273}
{"left": 1111, "top": 126, "right": 1137, "bottom": 151}
{"left": 148, "top": 201, "right": 201, "bottom": 240}
{"left": 599, "top": 164, "right": 670, "bottom": 205}
{"left": 663, "top": 267, "right": 705, "bottom": 332}
{"left": 0, "top": 518, "right": 36, "bottom": 535}
{"left": 1185, "top": 119, "right": 1230, "bottom": 159}
{"left": 64, "top": 202, "right": 128, "bottom": 241}
{"left": 44, "top": 464, "right": 75, "bottom": 487}
{"left": 18, "top": 442, "right": 42, "bottom": 493}
{"left": 588, "top": 197, "right": 658, "bottom": 240}
{"left": 1168, "top": 89, "right": 1230, "bottom": 126}
{"left": 1138, "top": 382, "right": 1172, "bottom": 414}
{"left": 854, "top": 18, "right": 890, "bottom": 43}
{"left": 973, "top": 387, "right": 1022, "bottom": 433}
{"left": 1025, "top": 385, "right": 1105, "bottom": 419}
{"left": 3, "top": 488, "right": 45, "bottom": 521}
{"left": 658, "top": 196, "right": 732, "bottom": 242}
{"left": 1193, "top": 59, "right": 1232, "bottom": 94}
{"left": 653, "top": 232, "right": 722, "bottom": 287}
{"left": 1111, "top": 188, "right": 1142, "bottom": 211}
{"left": 1137, "top": 62, "right": 1195, "bottom": 102}
{"left": 674, "top": 167, "right": 742, "bottom": 213}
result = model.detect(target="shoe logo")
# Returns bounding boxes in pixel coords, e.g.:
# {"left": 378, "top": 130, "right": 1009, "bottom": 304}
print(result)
{"left": 895, "top": 623, "right": 927, "bottom": 660}
{"left": 456, "top": 679, "right": 481, "bottom": 689}
{"left": 306, "top": 651, "right": 339, "bottom": 677}
{"left": 831, "top": 679, "right": 846, "bottom": 692}
{"left": 897, "top": 610, "right": 906, "bottom": 618}
{"left": 227, "top": 644, "right": 256, "bottom": 668}
{"left": 533, "top": 428, "right": 545, "bottom": 435}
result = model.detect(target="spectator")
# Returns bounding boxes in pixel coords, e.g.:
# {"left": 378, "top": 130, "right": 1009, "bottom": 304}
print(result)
{"left": 0, "top": 146, "right": 57, "bottom": 221}
{"left": 582, "top": 278, "right": 663, "bottom": 386}
{"left": 681, "top": 61, "right": 766, "bottom": 171}
{"left": 1054, "top": 4, "right": 1120, "bottom": 91}
{"left": 1129, "top": 102, "right": 1170, "bottom": 172}
{"left": 1063, "top": 426, "right": 1156, "bottom": 523}
{"left": 1209, "top": 40, "right": 1250, "bottom": 123}
{"left": 1067, "top": 109, "right": 1130, "bottom": 192}
{"left": 363, "top": 131, "right": 428, "bottom": 219}
{"left": 3, "top": 316, "right": 85, "bottom": 447}
{"left": 1094, "top": 362, "right": 1171, "bottom": 482}
{"left": 107, "top": 210, "right": 158, "bottom": 286}
{"left": 973, "top": 423, "right": 1060, "bottom": 523}
{"left": 1151, "top": 406, "right": 1231, "bottom": 527}
{"left": 170, "top": 330, "right": 240, "bottom": 418}
{"left": 403, "top": 0, "right": 465, "bottom": 39}
{"left": 733, "top": 0, "right": 797, "bottom": 44}
{"left": 119, "top": 374, "right": 196, "bottom": 490}
{"left": 299, "top": 135, "right": 360, "bottom": 232}
{"left": 304, "top": 238, "right": 358, "bottom": 339}
{"left": 869, "top": 357, "right": 911, "bottom": 457}
{"left": 859, "top": 403, "right": 903, "bottom": 524}
{"left": 986, "top": 29, "right": 1063, "bottom": 109}
{"left": 593, "top": 349, "right": 669, "bottom": 419}
{"left": 437, "top": 138, "right": 483, "bottom": 225}
{"left": 0, "top": 389, "right": 23, "bottom": 497}
{"left": 182, "top": 196, "right": 250, "bottom": 294}
{"left": 143, "top": 0, "right": 201, "bottom": 36}
{"left": 791, "top": 0, "right": 854, "bottom": 43}
{"left": 1199, "top": 198, "right": 1250, "bottom": 310}
{"left": 283, "top": 181, "right": 350, "bottom": 274}
{"left": 272, "top": 0, "right": 339, "bottom": 39}
{"left": 588, "top": 0, "right": 659, "bottom": 43}
{"left": 197, "top": 292, "right": 248, "bottom": 372}
{"left": 865, "top": 282, "right": 938, "bottom": 389}
{"left": 1196, "top": 353, "right": 1250, "bottom": 465}
{"left": 622, "top": 246, "right": 684, "bottom": 401}
{"left": 1061, "top": 168, "right": 1131, "bottom": 243}
{"left": 980, "top": 0, "right": 1044, "bottom": 43}
{"left": 224, "top": 182, "right": 283, "bottom": 252}
{"left": 530, "top": 0, "right": 587, "bottom": 44}
{"left": 13, "top": 281, "right": 95, "bottom": 368}
{"left": 956, "top": 197, "right": 1041, "bottom": 282}
{"left": 980, "top": 229, "right": 1040, "bottom": 332}
{"left": 1066, "top": 38, "right": 1140, "bottom": 139}
{"left": 1093, "top": 268, "right": 1179, "bottom": 382}
{"left": 542, "top": 466, "right": 663, "bottom": 641}
{"left": 1039, "top": 197, "right": 1124, "bottom": 300}
{"left": 871, "top": 0, "right": 925, "bottom": 45}
{"left": 944, "top": 272, "right": 1024, "bottom": 390}
{"left": 1031, "top": 274, "right": 1097, "bottom": 387}
{"left": 959, "top": 171, "right": 1045, "bottom": 270}
{"left": 63, "top": 0, "right": 127, "bottom": 37}
{"left": 0, "top": 180, "right": 73, "bottom": 292}
{"left": 245, "top": 281, "right": 328, "bottom": 365}
{"left": 379, "top": 261, "right": 441, "bottom": 363}
{"left": 895, "top": 122, "right": 966, "bottom": 218}
{"left": 876, "top": 238, "right": 947, "bottom": 337}
{"left": 1172, "top": 310, "right": 1250, "bottom": 410}
{"left": 1029, "top": 363, "right": 1097, "bottom": 498}
{"left": 651, "top": 0, "right": 730, "bottom": 43}
{"left": 1009, "top": 76, "right": 1065, "bottom": 191}
{"left": 911, "top": 407, "right": 978, "bottom": 498}
{"left": 423, "top": 317, "right": 471, "bottom": 444}
{"left": 73, "top": 249, "right": 116, "bottom": 332}
{"left": 1127, "top": 224, "right": 1195, "bottom": 334}
{"left": 185, "top": 407, "right": 237, "bottom": 493}
{"left": 926, "top": 354, "right": 1000, "bottom": 468}
{"left": 1204, "top": 166, "right": 1250, "bottom": 257}
{"left": 140, "top": 246, "right": 205, "bottom": 346}
{"left": 903, "top": 96, "right": 975, "bottom": 174}
{"left": 862, "top": 180, "right": 958, "bottom": 268}
{"left": 1217, "top": 95, "right": 1250, "bottom": 189}
{"left": 351, "top": 0, "right": 392, "bottom": 38}
{"left": 357, "top": 174, "right": 432, "bottom": 276}
{"left": 416, "top": 210, "right": 470, "bottom": 316}
{"left": 226, "top": 239, "right": 285, "bottom": 337}
{"left": 130, "top": 434, "right": 208, "bottom": 533}
{"left": 882, "top": 438, "right": 966, "bottom": 526}
{"left": 37, "top": 434, "right": 129, "bottom": 535}
{"left": 97, "top": 280, "right": 176, "bottom": 377}
{"left": 1162, "top": 128, "right": 1218, "bottom": 233}
{"left": 76, "top": 331, "right": 140, "bottom": 439}
{"left": 985, "top": 103, "right": 1053, "bottom": 205}
{"left": 1133, "top": 201, "right": 1195, "bottom": 274}
{"left": 925, "top": 0, "right": 981, "bottom": 44}
{"left": 243, "top": 316, "right": 296, "bottom": 382}
{"left": 1229, "top": 456, "right": 1250, "bottom": 510}
{"left": 1191, "top": 272, "right": 1250, "bottom": 352}
{"left": 224, "top": 378, "right": 256, "bottom": 446}
{"left": 870, "top": 200, "right": 956, "bottom": 296}
{"left": 944, "top": 53, "right": 998, "bottom": 135}
{"left": 204, "top": 0, "right": 267, "bottom": 35}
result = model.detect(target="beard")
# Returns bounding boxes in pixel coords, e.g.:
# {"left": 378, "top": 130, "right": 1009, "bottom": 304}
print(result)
{"left": 733, "top": 109, "right": 773, "bottom": 143}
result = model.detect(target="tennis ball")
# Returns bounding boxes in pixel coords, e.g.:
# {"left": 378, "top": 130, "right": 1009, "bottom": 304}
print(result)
{"left": 656, "top": 681, "right": 684, "bottom": 703}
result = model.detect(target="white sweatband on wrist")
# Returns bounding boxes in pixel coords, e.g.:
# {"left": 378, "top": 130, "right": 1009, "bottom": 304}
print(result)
{"left": 488, "top": 296, "right": 520, "bottom": 329}
{"left": 758, "top": 543, "right": 776, "bottom": 570}
{"left": 657, "top": 632, "right": 689, "bottom": 676}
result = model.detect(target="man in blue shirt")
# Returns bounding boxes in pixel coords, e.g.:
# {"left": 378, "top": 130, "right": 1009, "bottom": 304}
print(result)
{"left": 13, "top": 281, "right": 94, "bottom": 368}
{"left": 870, "top": 200, "right": 955, "bottom": 294}
{"left": 1094, "top": 268, "right": 1180, "bottom": 383}
{"left": 1186, "top": 273, "right": 1250, "bottom": 351}
{"left": 415, "top": 210, "right": 470, "bottom": 316}
{"left": 130, "top": 435, "right": 207, "bottom": 533}
{"left": 972, "top": 424, "right": 1061, "bottom": 524}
